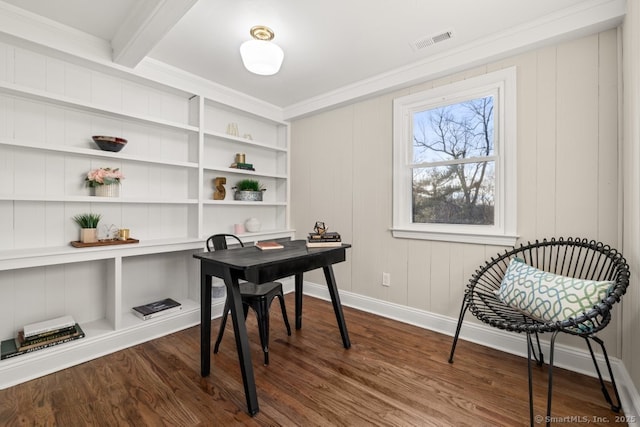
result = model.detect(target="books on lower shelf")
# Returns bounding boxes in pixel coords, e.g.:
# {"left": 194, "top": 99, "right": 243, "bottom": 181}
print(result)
{"left": 1, "top": 321, "right": 85, "bottom": 360}
{"left": 23, "top": 314, "right": 76, "bottom": 339}
{"left": 255, "top": 241, "right": 284, "bottom": 250}
{"left": 132, "top": 298, "right": 182, "bottom": 320}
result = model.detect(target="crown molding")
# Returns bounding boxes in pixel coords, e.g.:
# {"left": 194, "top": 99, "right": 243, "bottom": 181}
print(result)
{"left": 282, "top": 0, "right": 626, "bottom": 120}
{"left": 0, "top": 0, "right": 626, "bottom": 123}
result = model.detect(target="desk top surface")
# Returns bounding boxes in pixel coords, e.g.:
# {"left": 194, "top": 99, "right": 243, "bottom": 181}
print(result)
{"left": 193, "top": 239, "right": 351, "bottom": 270}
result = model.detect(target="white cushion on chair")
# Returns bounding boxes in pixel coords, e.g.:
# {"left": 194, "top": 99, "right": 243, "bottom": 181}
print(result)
{"left": 496, "top": 258, "right": 613, "bottom": 323}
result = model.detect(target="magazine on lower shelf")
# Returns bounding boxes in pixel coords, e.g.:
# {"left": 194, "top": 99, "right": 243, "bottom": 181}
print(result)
{"left": 132, "top": 298, "right": 182, "bottom": 320}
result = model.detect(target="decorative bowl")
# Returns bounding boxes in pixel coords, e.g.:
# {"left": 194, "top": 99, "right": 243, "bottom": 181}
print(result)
{"left": 92, "top": 136, "right": 127, "bottom": 152}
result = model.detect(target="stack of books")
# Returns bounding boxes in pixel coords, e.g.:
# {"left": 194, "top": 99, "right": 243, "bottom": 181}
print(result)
{"left": 229, "top": 162, "right": 255, "bottom": 171}
{"left": 1, "top": 315, "right": 85, "bottom": 360}
{"left": 132, "top": 298, "right": 182, "bottom": 320}
{"left": 255, "top": 241, "right": 284, "bottom": 250}
{"left": 306, "top": 231, "right": 342, "bottom": 248}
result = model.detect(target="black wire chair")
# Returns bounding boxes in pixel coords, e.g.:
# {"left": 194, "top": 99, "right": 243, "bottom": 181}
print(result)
{"left": 448, "top": 237, "right": 630, "bottom": 427}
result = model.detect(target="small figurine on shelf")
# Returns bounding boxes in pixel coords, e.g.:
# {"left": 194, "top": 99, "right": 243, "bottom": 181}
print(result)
{"left": 226, "top": 123, "right": 239, "bottom": 136}
{"left": 99, "top": 224, "right": 119, "bottom": 241}
{"left": 314, "top": 221, "right": 327, "bottom": 235}
{"left": 213, "top": 177, "right": 226, "bottom": 200}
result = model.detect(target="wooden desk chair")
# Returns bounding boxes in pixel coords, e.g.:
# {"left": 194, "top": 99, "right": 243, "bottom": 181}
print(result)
{"left": 206, "top": 234, "right": 291, "bottom": 365}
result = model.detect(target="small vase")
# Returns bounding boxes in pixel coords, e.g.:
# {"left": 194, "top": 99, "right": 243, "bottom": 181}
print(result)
{"left": 94, "top": 184, "right": 119, "bottom": 197}
{"left": 80, "top": 228, "right": 97, "bottom": 243}
{"left": 245, "top": 217, "right": 261, "bottom": 233}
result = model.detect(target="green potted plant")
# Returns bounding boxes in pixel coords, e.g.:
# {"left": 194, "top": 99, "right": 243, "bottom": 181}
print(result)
{"left": 73, "top": 213, "right": 102, "bottom": 243}
{"left": 232, "top": 179, "right": 266, "bottom": 201}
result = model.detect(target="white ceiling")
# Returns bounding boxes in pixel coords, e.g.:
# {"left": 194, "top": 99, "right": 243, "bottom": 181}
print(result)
{"left": 0, "top": 0, "right": 626, "bottom": 111}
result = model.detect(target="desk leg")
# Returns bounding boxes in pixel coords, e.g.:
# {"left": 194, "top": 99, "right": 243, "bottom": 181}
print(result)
{"left": 295, "top": 273, "right": 304, "bottom": 329}
{"left": 223, "top": 269, "right": 260, "bottom": 416}
{"left": 323, "top": 265, "right": 351, "bottom": 349}
{"left": 200, "top": 270, "right": 212, "bottom": 377}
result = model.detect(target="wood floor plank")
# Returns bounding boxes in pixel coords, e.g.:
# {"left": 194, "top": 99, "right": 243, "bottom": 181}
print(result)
{"left": 0, "top": 294, "right": 628, "bottom": 426}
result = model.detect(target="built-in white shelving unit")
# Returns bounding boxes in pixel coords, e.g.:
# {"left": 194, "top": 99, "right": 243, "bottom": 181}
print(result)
{"left": 0, "top": 40, "right": 292, "bottom": 388}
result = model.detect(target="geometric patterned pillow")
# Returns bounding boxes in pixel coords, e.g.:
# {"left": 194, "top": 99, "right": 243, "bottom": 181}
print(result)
{"left": 496, "top": 258, "right": 613, "bottom": 324}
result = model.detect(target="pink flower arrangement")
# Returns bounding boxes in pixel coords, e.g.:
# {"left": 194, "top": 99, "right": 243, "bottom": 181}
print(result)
{"left": 85, "top": 167, "right": 125, "bottom": 187}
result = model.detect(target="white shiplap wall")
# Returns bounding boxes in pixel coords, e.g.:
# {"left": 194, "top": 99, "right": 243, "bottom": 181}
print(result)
{"left": 0, "top": 43, "right": 198, "bottom": 340}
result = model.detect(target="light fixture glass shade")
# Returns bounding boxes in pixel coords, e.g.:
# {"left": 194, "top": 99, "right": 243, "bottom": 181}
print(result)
{"left": 240, "top": 39, "right": 284, "bottom": 76}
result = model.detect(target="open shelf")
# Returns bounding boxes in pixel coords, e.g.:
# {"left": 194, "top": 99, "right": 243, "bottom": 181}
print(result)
{"left": 0, "top": 38, "right": 291, "bottom": 390}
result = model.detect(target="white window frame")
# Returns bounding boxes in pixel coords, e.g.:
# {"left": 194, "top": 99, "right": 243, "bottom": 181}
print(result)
{"left": 392, "top": 67, "right": 518, "bottom": 246}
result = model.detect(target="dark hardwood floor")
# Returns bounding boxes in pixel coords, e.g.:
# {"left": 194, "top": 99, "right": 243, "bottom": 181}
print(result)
{"left": 0, "top": 294, "right": 627, "bottom": 426}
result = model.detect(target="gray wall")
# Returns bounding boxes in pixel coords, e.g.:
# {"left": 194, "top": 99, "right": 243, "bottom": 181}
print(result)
{"left": 623, "top": 2, "right": 640, "bottom": 400}
{"left": 290, "top": 29, "right": 621, "bottom": 353}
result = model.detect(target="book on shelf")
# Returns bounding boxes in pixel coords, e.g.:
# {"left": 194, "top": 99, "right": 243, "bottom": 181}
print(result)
{"left": 23, "top": 314, "right": 76, "bottom": 339}
{"left": 255, "top": 241, "right": 284, "bottom": 250}
{"left": 308, "top": 232, "right": 342, "bottom": 245}
{"left": 16, "top": 325, "right": 82, "bottom": 351}
{"left": 20, "top": 324, "right": 77, "bottom": 342}
{"left": 132, "top": 298, "right": 182, "bottom": 320}
{"left": 1, "top": 323, "right": 85, "bottom": 360}
{"left": 308, "top": 237, "right": 342, "bottom": 242}
{"left": 229, "top": 162, "right": 255, "bottom": 171}
{"left": 306, "top": 240, "right": 343, "bottom": 248}
{"left": 308, "top": 232, "right": 341, "bottom": 242}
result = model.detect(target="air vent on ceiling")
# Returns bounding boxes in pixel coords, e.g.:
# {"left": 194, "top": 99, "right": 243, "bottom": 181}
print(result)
{"left": 411, "top": 30, "right": 453, "bottom": 51}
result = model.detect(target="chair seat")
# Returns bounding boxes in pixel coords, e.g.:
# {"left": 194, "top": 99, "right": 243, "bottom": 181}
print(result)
{"left": 206, "top": 232, "right": 292, "bottom": 366}
{"left": 238, "top": 282, "right": 282, "bottom": 298}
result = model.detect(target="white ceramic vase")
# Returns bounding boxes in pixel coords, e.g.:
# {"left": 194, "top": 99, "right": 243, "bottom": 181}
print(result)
{"left": 95, "top": 184, "right": 119, "bottom": 197}
{"left": 244, "top": 217, "right": 261, "bottom": 233}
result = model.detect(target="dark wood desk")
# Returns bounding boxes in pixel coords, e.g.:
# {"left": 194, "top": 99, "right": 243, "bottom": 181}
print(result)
{"left": 193, "top": 239, "right": 351, "bottom": 415}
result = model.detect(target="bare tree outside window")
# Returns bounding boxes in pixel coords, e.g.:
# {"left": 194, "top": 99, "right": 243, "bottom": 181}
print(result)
{"left": 411, "top": 96, "right": 495, "bottom": 225}
{"left": 393, "top": 68, "right": 516, "bottom": 245}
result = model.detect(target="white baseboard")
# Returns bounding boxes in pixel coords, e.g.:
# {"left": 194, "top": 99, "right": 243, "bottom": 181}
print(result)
{"left": 300, "top": 280, "right": 640, "bottom": 422}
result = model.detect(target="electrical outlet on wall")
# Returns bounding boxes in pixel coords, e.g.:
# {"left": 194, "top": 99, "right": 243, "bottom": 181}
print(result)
{"left": 382, "top": 272, "right": 391, "bottom": 287}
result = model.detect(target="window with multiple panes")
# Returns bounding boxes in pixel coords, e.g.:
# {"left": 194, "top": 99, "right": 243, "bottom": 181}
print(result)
{"left": 392, "top": 68, "right": 517, "bottom": 245}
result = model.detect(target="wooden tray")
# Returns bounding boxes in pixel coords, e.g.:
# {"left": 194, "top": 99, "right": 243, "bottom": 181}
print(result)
{"left": 70, "top": 238, "right": 139, "bottom": 248}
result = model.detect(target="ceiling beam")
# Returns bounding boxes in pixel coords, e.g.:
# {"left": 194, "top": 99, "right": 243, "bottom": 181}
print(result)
{"left": 111, "top": 0, "right": 198, "bottom": 68}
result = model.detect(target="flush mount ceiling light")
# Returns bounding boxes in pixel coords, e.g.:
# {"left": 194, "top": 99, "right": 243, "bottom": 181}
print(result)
{"left": 240, "top": 25, "right": 284, "bottom": 76}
